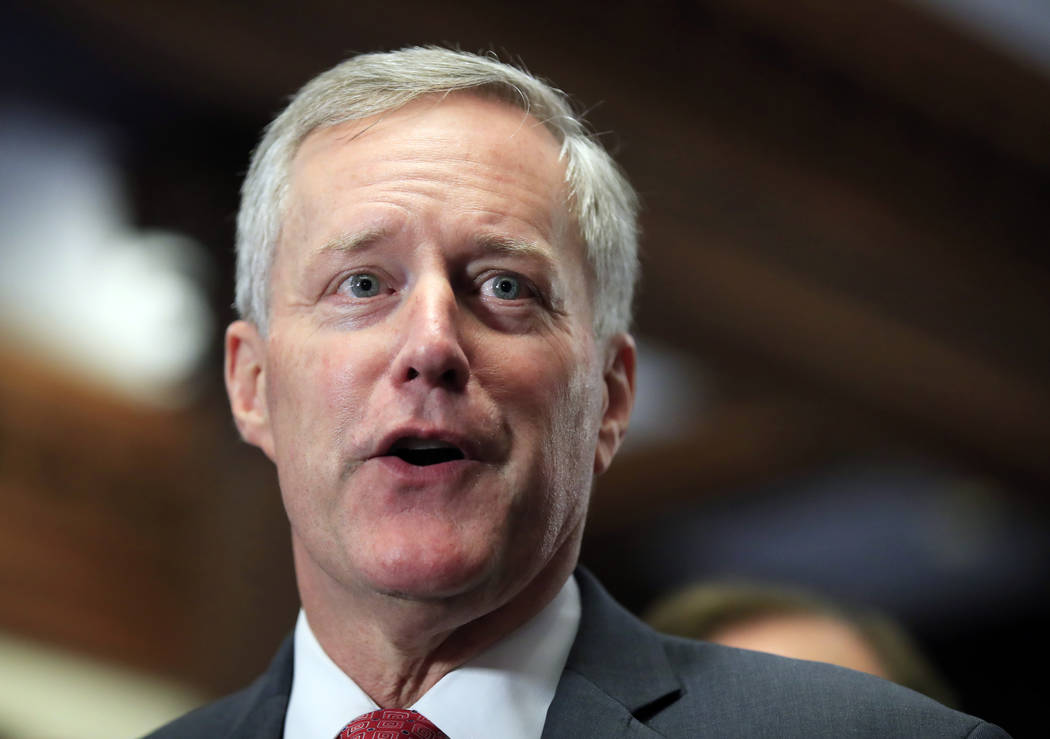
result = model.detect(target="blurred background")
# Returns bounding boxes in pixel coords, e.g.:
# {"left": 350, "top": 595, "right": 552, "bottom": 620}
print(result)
{"left": 1, "top": 0, "right": 1048, "bottom": 736}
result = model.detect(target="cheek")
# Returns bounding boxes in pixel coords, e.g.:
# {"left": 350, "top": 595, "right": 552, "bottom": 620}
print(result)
{"left": 482, "top": 338, "right": 593, "bottom": 417}
{"left": 265, "top": 338, "right": 373, "bottom": 462}
{"left": 537, "top": 362, "right": 602, "bottom": 551}
{"left": 491, "top": 337, "right": 603, "bottom": 487}
{"left": 266, "top": 339, "right": 382, "bottom": 530}
{"left": 544, "top": 362, "right": 602, "bottom": 471}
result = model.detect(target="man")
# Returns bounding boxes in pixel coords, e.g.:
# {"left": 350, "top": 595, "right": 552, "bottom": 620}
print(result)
{"left": 148, "top": 47, "right": 1009, "bottom": 738}
{"left": 644, "top": 581, "right": 959, "bottom": 707}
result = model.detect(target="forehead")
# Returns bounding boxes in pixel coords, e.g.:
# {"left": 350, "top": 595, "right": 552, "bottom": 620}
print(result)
{"left": 286, "top": 93, "right": 569, "bottom": 227}
{"left": 295, "top": 90, "right": 563, "bottom": 158}
{"left": 271, "top": 92, "right": 591, "bottom": 316}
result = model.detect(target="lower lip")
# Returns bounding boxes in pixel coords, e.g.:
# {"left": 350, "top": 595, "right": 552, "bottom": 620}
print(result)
{"left": 370, "top": 455, "right": 482, "bottom": 484}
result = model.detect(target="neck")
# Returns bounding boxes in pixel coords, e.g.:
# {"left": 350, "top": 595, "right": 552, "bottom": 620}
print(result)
{"left": 295, "top": 533, "right": 580, "bottom": 708}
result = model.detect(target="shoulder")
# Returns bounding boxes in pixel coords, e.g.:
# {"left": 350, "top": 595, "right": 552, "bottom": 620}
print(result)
{"left": 141, "top": 637, "right": 293, "bottom": 739}
{"left": 656, "top": 634, "right": 1010, "bottom": 738}
{"left": 570, "top": 570, "right": 1009, "bottom": 737}
{"left": 142, "top": 684, "right": 267, "bottom": 739}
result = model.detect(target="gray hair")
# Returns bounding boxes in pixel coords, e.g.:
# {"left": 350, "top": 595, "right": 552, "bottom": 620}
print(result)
{"left": 235, "top": 46, "right": 639, "bottom": 339}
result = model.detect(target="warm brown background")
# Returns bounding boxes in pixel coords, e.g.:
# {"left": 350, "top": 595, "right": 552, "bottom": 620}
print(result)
{"left": 2, "top": 1, "right": 1047, "bottom": 735}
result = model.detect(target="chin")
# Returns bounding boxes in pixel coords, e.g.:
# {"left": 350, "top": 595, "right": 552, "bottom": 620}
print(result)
{"left": 361, "top": 535, "right": 501, "bottom": 603}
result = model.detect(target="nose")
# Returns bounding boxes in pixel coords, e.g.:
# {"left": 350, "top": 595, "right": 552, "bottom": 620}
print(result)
{"left": 390, "top": 274, "right": 470, "bottom": 392}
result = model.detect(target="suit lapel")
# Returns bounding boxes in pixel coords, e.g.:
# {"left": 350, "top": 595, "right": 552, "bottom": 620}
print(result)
{"left": 228, "top": 635, "right": 295, "bottom": 739}
{"left": 542, "top": 569, "right": 682, "bottom": 738}
{"left": 236, "top": 573, "right": 677, "bottom": 739}
{"left": 542, "top": 671, "right": 669, "bottom": 738}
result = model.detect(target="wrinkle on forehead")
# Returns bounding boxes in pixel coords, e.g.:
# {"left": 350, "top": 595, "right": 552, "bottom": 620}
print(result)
{"left": 272, "top": 92, "right": 591, "bottom": 319}
{"left": 292, "top": 94, "right": 565, "bottom": 191}
{"left": 286, "top": 95, "right": 573, "bottom": 242}
{"left": 324, "top": 91, "right": 551, "bottom": 147}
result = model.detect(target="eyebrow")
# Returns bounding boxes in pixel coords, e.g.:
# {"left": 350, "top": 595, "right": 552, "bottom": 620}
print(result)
{"left": 318, "top": 230, "right": 557, "bottom": 267}
{"left": 473, "top": 234, "right": 558, "bottom": 268}
{"left": 318, "top": 227, "right": 393, "bottom": 256}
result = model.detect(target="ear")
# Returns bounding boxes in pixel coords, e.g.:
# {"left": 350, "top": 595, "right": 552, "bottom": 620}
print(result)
{"left": 225, "top": 320, "right": 276, "bottom": 461}
{"left": 593, "top": 332, "right": 637, "bottom": 475}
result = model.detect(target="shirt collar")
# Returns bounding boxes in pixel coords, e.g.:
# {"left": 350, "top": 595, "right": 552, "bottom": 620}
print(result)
{"left": 283, "top": 575, "right": 581, "bottom": 739}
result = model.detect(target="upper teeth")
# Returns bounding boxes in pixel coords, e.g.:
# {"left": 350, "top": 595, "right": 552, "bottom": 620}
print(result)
{"left": 394, "top": 438, "right": 456, "bottom": 451}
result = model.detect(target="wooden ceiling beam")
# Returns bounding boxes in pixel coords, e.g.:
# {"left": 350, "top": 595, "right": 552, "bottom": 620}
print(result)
{"left": 702, "top": 0, "right": 1050, "bottom": 170}
{"left": 640, "top": 222, "right": 1050, "bottom": 484}
{"left": 587, "top": 396, "right": 858, "bottom": 536}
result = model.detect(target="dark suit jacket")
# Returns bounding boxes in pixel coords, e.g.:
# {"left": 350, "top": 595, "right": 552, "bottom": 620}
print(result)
{"left": 144, "top": 569, "right": 1010, "bottom": 738}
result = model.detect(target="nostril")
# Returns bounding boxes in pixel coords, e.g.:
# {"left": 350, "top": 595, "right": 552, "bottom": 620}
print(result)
{"left": 402, "top": 365, "right": 464, "bottom": 388}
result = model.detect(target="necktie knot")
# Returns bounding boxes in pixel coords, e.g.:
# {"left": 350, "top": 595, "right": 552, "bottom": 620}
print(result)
{"left": 337, "top": 708, "right": 450, "bottom": 739}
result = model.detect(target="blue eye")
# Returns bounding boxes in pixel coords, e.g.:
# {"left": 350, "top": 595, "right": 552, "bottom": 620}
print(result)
{"left": 345, "top": 273, "right": 381, "bottom": 298}
{"left": 485, "top": 274, "right": 522, "bottom": 300}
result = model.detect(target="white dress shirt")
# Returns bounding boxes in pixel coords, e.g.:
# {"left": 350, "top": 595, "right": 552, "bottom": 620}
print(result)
{"left": 283, "top": 575, "right": 581, "bottom": 739}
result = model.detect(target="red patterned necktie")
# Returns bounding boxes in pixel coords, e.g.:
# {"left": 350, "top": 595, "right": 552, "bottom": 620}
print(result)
{"left": 336, "top": 708, "right": 450, "bottom": 739}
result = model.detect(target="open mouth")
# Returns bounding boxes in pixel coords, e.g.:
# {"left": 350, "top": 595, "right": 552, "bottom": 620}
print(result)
{"left": 388, "top": 438, "right": 466, "bottom": 466}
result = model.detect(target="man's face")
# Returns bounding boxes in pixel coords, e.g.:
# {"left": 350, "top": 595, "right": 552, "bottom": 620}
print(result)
{"left": 226, "top": 94, "right": 634, "bottom": 609}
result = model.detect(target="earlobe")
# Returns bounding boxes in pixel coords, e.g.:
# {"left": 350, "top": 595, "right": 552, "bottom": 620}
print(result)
{"left": 593, "top": 332, "right": 637, "bottom": 475}
{"left": 225, "top": 320, "right": 276, "bottom": 461}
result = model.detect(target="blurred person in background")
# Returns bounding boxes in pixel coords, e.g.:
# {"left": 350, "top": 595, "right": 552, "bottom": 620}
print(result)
{"left": 145, "top": 46, "right": 1008, "bottom": 738}
{"left": 645, "top": 580, "right": 958, "bottom": 708}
